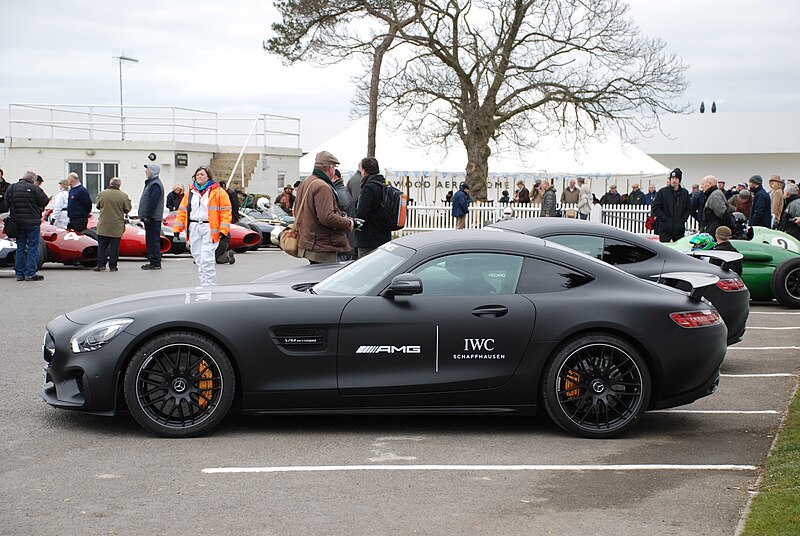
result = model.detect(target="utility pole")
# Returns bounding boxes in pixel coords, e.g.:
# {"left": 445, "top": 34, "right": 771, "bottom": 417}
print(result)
{"left": 114, "top": 53, "right": 139, "bottom": 140}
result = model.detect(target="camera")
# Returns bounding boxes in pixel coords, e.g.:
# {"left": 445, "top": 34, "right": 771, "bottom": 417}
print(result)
{"left": 352, "top": 218, "right": 365, "bottom": 231}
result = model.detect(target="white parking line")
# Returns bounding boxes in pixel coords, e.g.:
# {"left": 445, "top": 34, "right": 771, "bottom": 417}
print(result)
{"left": 745, "top": 327, "right": 800, "bottom": 330}
{"left": 202, "top": 464, "right": 757, "bottom": 474}
{"left": 727, "top": 346, "right": 800, "bottom": 350}
{"left": 654, "top": 409, "right": 780, "bottom": 415}
{"left": 721, "top": 373, "right": 798, "bottom": 378}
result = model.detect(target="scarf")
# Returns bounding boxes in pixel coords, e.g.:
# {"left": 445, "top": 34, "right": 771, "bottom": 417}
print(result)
{"left": 312, "top": 169, "right": 336, "bottom": 191}
{"left": 193, "top": 178, "right": 215, "bottom": 193}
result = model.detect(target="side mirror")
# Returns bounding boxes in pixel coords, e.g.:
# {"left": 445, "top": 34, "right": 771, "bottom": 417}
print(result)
{"left": 384, "top": 274, "right": 423, "bottom": 297}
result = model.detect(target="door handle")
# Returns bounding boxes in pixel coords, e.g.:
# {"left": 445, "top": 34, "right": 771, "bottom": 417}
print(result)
{"left": 471, "top": 305, "right": 508, "bottom": 318}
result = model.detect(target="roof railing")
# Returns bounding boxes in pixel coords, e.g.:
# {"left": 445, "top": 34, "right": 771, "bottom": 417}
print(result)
{"left": 7, "top": 103, "right": 300, "bottom": 148}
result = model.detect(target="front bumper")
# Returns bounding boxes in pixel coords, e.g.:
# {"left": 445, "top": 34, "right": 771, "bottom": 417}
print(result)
{"left": 40, "top": 315, "right": 133, "bottom": 415}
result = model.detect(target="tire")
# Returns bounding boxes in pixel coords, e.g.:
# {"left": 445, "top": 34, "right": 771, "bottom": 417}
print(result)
{"left": 541, "top": 333, "right": 651, "bottom": 439}
{"left": 123, "top": 331, "right": 236, "bottom": 438}
{"left": 771, "top": 257, "right": 800, "bottom": 308}
{"left": 37, "top": 239, "right": 48, "bottom": 270}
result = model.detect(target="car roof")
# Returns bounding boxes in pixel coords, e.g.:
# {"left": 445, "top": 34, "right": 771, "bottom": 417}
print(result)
{"left": 489, "top": 217, "right": 637, "bottom": 238}
{"left": 393, "top": 229, "right": 546, "bottom": 251}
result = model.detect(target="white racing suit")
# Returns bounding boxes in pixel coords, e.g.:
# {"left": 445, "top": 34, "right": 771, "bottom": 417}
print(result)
{"left": 187, "top": 190, "right": 217, "bottom": 287}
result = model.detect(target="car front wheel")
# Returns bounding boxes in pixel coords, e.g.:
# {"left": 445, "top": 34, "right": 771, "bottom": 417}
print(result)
{"left": 542, "top": 334, "right": 651, "bottom": 439}
{"left": 771, "top": 257, "right": 800, "bottom": 308}
{"left": 124, "top": 331, "right": 235, "bottom": 438}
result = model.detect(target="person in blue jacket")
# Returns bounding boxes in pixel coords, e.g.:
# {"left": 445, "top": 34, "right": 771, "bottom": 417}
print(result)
{"left": 452, "top": 182, "right": 471, "bottom": 229}
{"left": 66, "top": 172, "right": 93, "bottom": 232}
{"left": 747, "top": 175, "right": 772, "bottom": 228}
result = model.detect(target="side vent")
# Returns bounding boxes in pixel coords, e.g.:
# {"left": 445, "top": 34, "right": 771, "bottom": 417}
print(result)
{"left": 273, "top": 327, "right": 327, "bottom": 352}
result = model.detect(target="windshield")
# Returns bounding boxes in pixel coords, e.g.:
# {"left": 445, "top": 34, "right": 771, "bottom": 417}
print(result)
{"left": 313, "top": 244, "right": 414, "bottom": 296}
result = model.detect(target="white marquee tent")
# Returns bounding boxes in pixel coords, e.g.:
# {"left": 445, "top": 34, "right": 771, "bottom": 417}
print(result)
{"left": 300, "top": 114, "right": 669, "bottom": 203}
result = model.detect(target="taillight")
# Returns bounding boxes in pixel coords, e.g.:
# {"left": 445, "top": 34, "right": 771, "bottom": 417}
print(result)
{"left": 716, "top": 278, "right": 746, "bottom": 291}
{"left": 670, "top": 310, "right": 722, "bottom": 328}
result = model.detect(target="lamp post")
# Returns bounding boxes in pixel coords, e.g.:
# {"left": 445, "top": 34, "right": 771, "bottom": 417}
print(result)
{"left": 114, "top": 53, "right": 139, "bottom": 140}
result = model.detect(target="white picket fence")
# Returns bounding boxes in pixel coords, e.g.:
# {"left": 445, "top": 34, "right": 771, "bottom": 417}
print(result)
{"left": 399, "top": 203, "right": 701, "bottom": 236}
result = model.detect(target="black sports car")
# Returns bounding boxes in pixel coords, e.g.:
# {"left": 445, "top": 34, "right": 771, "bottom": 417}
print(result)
{"left": 42, "top": 230, "right": 727, "bottom": 439}
{"left": 486, "top": 218, "right": 750, "bottom": 345}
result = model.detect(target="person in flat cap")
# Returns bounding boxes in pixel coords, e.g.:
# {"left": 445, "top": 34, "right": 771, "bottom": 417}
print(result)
{"left": 599, "top": 184, "right": 621, "bottom": 205}
{"left": 292, "top": 150, "right": 353, "bottom": 264}
{"left": 514, "top": 179, "right": 530, "bottom": 204}
{"left": 768, "top": 175, "right": 785, "bottom": 227}
{"left": 139, "top": 163, "right": 165, "bottom": 269}
{"left": 627, "top": 182, "right": 645, "bottom": 205}
{"left": 651, "top": 166, "right": 690, "bottom": 242}
{"left": 747, "top": 174, "right": 771, "bottom": 228}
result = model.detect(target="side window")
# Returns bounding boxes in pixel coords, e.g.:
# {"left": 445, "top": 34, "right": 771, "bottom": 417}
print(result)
{"left": 603, "top": 238, "right": 657, "bottom": 265}
{"left": 544, "top": 234, "right": 604, "bottom": 260}
{"left": 516, "top": 257, "right": 594, "bottom": 293}
{"left": 411, "top": 253, "right": 523, "bottom": 296}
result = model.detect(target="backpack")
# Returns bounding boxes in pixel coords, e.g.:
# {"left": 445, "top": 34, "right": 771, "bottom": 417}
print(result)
{"left": 380, "top": 183, "right": 407, "bottom": 231}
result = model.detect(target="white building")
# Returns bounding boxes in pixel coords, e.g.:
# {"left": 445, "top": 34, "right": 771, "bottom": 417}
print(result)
{"left": 0, "top": 104, "right": 303, "bottom": 204}
{"left": 635, "top": 111, "right": 800, "bottom": 185}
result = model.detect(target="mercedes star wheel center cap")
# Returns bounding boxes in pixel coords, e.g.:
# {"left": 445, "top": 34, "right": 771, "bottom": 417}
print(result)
{"left": 172, "top": 378, "right": 188, "bottom": 393}
{"left": 591, "top": 379, "right": 605, "bottom": 394}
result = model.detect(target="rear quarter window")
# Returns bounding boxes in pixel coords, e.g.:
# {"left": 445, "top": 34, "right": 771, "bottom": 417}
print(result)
{"left": 516, "top": 257, "right": 594, "bottom": 293}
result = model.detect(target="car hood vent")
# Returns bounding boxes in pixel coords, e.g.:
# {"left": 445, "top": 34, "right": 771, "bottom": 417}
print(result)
{"left": 273, "top": 327, "right": 327, "bottom": 352}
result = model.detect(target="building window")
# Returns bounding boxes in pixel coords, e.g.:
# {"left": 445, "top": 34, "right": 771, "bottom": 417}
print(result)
{"left": 67, "top": 162, "right": 119, "bottom": 201}
{"left": 277, "top": 172, "right": 286, "bottom": 189}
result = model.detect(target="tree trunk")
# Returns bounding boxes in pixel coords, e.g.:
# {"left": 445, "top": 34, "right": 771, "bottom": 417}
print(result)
{"left": 464, "top": 136, "right": 491, "bottom": 201}
{"left": 367, "top": 27, "right": 398, "bottom": 157}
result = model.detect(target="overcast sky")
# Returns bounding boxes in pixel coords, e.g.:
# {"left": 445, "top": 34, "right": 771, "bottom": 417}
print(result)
{"left": 1, "top": 0, "right": 798, "bottom": 149}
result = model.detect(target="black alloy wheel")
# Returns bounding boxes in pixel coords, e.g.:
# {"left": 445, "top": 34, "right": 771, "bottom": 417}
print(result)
{"left": 124, "top": 331, "right": 235, "bottom": 438}
{"left": 771, "top": 257, "right": 800, "bottom": 308}
{"left": 542, "top": 334, "right": 650, "bottom": 438}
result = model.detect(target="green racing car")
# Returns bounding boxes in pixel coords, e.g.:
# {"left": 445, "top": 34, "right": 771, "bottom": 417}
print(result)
{"left": 670, "top": 226, "right": 800, "bottom": 308}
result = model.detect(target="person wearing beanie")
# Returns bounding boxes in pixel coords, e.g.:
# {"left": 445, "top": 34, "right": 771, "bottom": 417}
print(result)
{"left": 747, "top": 174, "right": 772, "bottom": 228}
{"left": 712, "top": 226, "right": 742, "bottom": 275}
{"left": 139, "top": 163, "right": 165, "bottom": 269}
{"left": 651, "top": 167, "right": 690, "bottom": 242}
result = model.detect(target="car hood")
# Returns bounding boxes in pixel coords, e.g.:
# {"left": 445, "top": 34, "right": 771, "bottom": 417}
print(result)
{"left": 65, "top": 281, "right": 300, "bottom": 325}
{"left": 255, "top": 261, "right": 350, "bottom": 284}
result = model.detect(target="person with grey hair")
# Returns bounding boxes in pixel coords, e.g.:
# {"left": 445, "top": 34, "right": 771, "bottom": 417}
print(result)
{"left": 66, "top": 172, "right": 92, "bottom": 232}
{"left": 777, "top": 182, "right": 800, "bottom": 239}
{"left": 700, "top": 175, "right": 731, "bottom": 237}
{"left": 5, "top": 170, "right": 49, "bottom": 280}
{"left": 94, "top": 177, "right": 132, "bottom": 272}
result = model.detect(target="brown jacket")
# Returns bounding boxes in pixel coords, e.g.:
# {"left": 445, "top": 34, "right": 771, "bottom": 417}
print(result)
{"left": 770, "top": 186, "right": 784, "bottom": 225}
{"left": 95, "top": 187, "right": 132, "bottom": 238}
{"left": 294, "top": 173, "right": 351, "bottom": 252}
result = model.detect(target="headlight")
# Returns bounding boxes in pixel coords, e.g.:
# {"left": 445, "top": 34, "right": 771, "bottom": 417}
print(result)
{"left": 70, "top": 318, "right": 133, "bottom": 353}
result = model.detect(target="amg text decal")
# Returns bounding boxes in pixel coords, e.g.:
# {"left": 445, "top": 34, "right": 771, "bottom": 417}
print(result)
{"left": 356, "top": 345, "right": 421, "bottom": 354}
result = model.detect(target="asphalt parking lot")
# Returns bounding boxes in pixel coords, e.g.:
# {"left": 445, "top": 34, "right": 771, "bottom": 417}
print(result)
{"left": 2, "top": 249, "right": 798, "bottom": 536}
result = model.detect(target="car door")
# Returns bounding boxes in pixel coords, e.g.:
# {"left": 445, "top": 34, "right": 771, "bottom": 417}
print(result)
{"left": 337, "top": 252, "right": 536, "bottom": 394}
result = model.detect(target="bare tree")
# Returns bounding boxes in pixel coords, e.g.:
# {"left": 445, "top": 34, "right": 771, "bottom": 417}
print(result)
{"left": 266, "top": 1, "right": 417, "bottom": 157}
{"left": 375, "top": 0, "right": 688, "bottom": 199}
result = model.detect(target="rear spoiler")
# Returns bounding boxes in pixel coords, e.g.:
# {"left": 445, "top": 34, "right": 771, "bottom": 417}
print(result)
{"left": 683, "top": 249, "right": 744, "bottom": 272}
{"left": 651, "top": 271, "right": 720, "bottom": 300}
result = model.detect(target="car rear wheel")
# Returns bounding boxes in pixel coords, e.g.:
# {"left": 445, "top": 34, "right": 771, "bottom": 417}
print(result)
{"left": 123, "top": 331, "right": 235, "bottom": 438}
{"left": 542, "top": 334, "right": 650, "bottom": 439}
{"left": 771, "top": 257, "right": 800, "bottom": 308}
